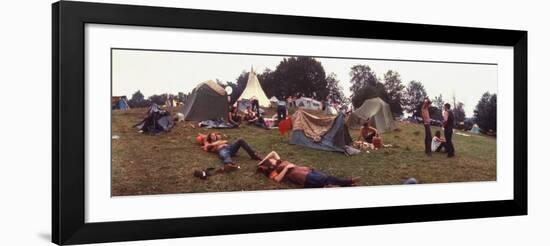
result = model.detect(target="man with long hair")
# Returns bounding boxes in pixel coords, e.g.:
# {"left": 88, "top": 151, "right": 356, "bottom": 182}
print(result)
{"left": 257, "top": 151, "right": 360, "bottom": 188}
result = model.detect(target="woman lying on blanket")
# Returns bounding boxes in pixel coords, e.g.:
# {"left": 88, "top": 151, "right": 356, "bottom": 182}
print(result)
{"left": 203, "top": 132, "right": 262, "bottom": 171}
{"left": 256, "top": 151, "right": 360, "bottom": 188}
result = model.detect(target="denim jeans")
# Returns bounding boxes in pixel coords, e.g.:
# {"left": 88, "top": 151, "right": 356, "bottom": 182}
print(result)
{"left": 218, "top": 139, "right": 257, "bottom": 164}
{"left": 303, "top": 170, "right": 353, "bottom": 188}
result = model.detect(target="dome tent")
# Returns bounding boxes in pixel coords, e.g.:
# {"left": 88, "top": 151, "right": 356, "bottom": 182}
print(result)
{"left": 181, "top": 80, "right": 228, "bottom": 121}
{"left": 348, "top": 97, "right": 396, "bottom": 133}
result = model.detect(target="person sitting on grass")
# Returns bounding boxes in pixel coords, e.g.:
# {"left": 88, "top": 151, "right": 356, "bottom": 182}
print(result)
{"left": 256, "top": 151, "right": 360, "bottom": 188}
{"left": 431, "top": 130, "right": 447, "bottom": 153}
{"left": 360, "top": 121, "right": 379, "bottom": 144}
{"left": 203, "top": 132, "right": 262, "bottom": 171}
{"left": 227, "top": 106, "right": 241, "bottom": 126}
{"left": 244, "top": 106, "right": 267, "bottom": 129}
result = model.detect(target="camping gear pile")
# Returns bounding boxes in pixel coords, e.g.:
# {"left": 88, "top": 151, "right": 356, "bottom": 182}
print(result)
{"left": 134, "top": 103, "right": 174, "bottom": 134}
{"left": 347, "top": 97, "right": 396, "bottom": 133}
{"left": 198, "top": 119, "right": 237, "bottom": 129}
{"left": 180, "top": 80, "right": 228, "bottom": 122}
{"left": 289, "top": 110, "right": 358, "bottom": 155}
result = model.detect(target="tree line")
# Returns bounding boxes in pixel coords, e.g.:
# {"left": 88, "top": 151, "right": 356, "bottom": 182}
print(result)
{"left": 126, "top": 56, "right": 496, "bottom": 132}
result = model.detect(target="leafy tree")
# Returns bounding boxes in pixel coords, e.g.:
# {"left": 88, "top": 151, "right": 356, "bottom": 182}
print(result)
{"left": 128, "top": 90, "right": 150, "bottom": 108}
{"left": 383, "top": 70, "right": 405, "bottom": 116}
{"left": 453, "top": 102, "right": 466, "bottom": 123}
{"left": 325, "top": 73, "right": 345, "bottom": 103}
{"left": 432, "top": 94, "right": 445, "bottom": 113}
{"left": 474, "top": 92, "right": 497, "bottom": 132}
{"left": 148, "top": 94, "right": 167, "bottom": 106}
{"left": 130, "top": 90, "right": 144, "bottom": 103}
{"left": 351, "top": 83, "right": 390, "bottom": 109}
{"left": 349, "top": 65, "right": 379, "bottom": 98}
{"left": 229, "top": 58, "right": 329, "bottom": 103}
{"left": 253, "top": 57, "right": 328, "bottom": 100}
{"left": 403, "top": 80, "right": 428, "bottom": 114}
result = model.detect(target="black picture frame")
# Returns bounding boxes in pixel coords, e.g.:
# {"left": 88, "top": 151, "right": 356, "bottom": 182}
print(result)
{"left": 52, "top": 1, "right": 527, "bottom": 245}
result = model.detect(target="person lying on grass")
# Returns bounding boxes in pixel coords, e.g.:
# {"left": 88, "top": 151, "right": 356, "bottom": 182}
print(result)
{"left": 431, "top": 130, "right": 447, "bottom": 153}
{"left": 203, "top": 132, "right": 262, "bottom": 171}
{"left": 256, "top": 151, "right": 360, "bottom": 188}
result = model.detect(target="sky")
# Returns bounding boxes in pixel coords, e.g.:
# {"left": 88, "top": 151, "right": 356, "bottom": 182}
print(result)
{"left": 112, "top": 49, "right": 497, "bottom": 117}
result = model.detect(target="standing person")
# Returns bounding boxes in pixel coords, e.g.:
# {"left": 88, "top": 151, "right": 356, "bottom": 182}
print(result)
{"left": 421, "top": 98, "right": 432, "bottom": 156}
{"left": 276, "top": 96, "right": 288, "bottom": 123}
{"left": 250, "top": 97, "right": 260, "bottom": 115}
{"left": 443, "top": 103, "right": 455, "bottom": 157}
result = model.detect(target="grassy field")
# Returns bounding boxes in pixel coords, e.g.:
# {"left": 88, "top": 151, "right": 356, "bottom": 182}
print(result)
{"left": 111, "top": 107, "right": 496, "bottom": 196}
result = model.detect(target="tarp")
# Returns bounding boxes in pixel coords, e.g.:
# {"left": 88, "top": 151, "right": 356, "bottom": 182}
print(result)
{"left": 198, "top": 119, "right": 237, "bottom": 129}
{"left": 181, "top": 80, "right": 228, "bottom": 121}
{"left": 134, "top": 103, "right": 174, "bottom": 134}
{"left": 290, "top": 110, "right": 353, "bottom": 153}
{"left": 237, "top": 67, "right": 270, "bottom": 107}
{"left": 292, "top": 110, "right": 335, "bottom": 141}
{"left": 348, "top": 97, "right": 396, "bottom": 133}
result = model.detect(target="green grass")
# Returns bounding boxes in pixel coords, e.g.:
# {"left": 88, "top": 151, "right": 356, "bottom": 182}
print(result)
{"left": 111, "top": 107, "right": 496, "bottom": 196}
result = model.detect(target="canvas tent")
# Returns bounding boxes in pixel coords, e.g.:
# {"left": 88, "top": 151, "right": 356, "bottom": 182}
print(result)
{"left": 134, "top": 103, "right": 174, "bottom": 134}
{"left": 294, "top": 97, "right": 322, "bottom": 111}
{"left": 181, "top": 80, "right": 228, "bottom": 121}
{"left": 237, "top": 67, "right": 270, "bottom": 107}
{"left": 290, "top": 110, "right": 353, "bottom": 153}
{"left": 470, "top": 124, "right": 481, "bottom": 134}
{"left": 348, "top": 97, "right": 395, "bottom": 133}
{"left": 112, "top": 96, "right": 130, "bottom": 110}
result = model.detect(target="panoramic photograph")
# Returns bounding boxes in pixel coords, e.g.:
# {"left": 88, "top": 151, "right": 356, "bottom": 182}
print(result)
{"left": 111, "top": 48, "right": 497, "bottom": 196}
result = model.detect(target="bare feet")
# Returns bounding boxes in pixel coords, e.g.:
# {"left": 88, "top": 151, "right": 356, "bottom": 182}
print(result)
{"left": 351, "top": 176, "right": 361, "bottom": 186}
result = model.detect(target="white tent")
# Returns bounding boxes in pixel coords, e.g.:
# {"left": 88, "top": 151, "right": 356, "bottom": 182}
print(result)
{"left": 237, "top": 67, "right": 270, "bottom": 107}
{"left": 294, "top": 97, "right": 322, "bottom": 111}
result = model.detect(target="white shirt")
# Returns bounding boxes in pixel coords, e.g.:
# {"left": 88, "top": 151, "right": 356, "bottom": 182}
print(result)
{"left": 431, "top": 136, "right": 443, "bottom": 152}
